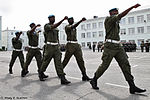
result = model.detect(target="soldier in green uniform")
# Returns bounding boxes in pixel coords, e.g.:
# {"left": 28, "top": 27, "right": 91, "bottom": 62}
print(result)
{"left": 9, "top": 31, "right": 24, "bottom": 74}
{"left": 62, "top": 17, "right": 91, "bottom": 81}
{"left": 90, "top": 4, "right": 146, "bottom": 94}
{"left": 39, "top": 15, "right": 70, "bottom": 85}
{"left": 21, "top": 23, "right": 48, "bottom": 79}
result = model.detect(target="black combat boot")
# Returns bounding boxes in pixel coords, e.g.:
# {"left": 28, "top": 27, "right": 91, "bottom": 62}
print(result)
{"left": 127, "top": 80, "right": 146, "bottom": 94}
{"left": 21, "top": 69, "right": 29, "bottom": 77}
{"left": 60, "top": 75, "right": 71, "bottom": 85}
{"left": 90, "top": 76, "right": 99, "bottom": 90}
{"left": 43, "top": 73, "right": 48, "bottom": 78}
{"left": 39, "top": 72, "right": 47, "bottom": 81}
{"left": 9, "top": 68, "right": 13, "bottom": 74}
{"left": 82, "top": 73, "right": 92, "bottom": 81}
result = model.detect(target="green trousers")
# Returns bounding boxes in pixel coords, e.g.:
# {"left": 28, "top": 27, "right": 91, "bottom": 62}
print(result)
{"left": 62, "top": 43, "right": 86, "bottom": 74}
{"left": 40, "top": 44, "right": 65, "bottom": 76}
{"left": 95, "top": 42, "right": 134, "bottom": 81}
{"left": 9, "top": 50, "right": 24, "bottom": 69}
{"left": 23, "top": 48, "right": 42, "bottom": 72}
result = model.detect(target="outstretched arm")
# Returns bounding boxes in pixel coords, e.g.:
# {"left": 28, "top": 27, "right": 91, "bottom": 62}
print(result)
{"left": 30, "top": 24, "right": 41, "bottom": 33}
{"left": 71, "top": 17, "right": 86, "bottom": 29}
{"left": 51, "top": 16, "right": 68, "bottom": 29}
{"left": 118, "top": 4, "right": 141, "bottom": 19}
{"left": 15, "top": 31, "right": 22, "bottom": 40}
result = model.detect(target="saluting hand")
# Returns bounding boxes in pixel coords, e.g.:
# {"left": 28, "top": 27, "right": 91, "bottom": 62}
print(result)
{"left": 82, "top": 17, "right": 86, "bottom": 21}
{"left": 64, "top": 16, "right": 68, "bottom": 20}
{"left": 133, "top": 3, "right": 141, "bottom": 8}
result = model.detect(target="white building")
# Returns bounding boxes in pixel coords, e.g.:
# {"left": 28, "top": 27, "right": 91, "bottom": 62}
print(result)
{"left": 77, "top": 7, "right": 150, "bottom": 49}
{"left": 0, "top": 16, "right": 2, "bottom": 49}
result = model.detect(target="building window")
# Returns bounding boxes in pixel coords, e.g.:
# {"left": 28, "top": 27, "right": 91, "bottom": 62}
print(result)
{"left": 81, "top": 33, "right": 85, "bottom": 38}
{"left": 128, "top": 28, "right": 135, "bottom": 35}
{"left": 11, "top": 32, "right": 13, "bottom": 35}
{"left": 98, "top": 22, "right": 103, "bottom": 28}
{"left": 63, "top": 35, "right": 65, "bottom": 40}
{"left": 147, "top": 26, "right": 150, "bottom": 34}
{"left": 98, "top": 31, "right": 103, "bottom": 37}
{"left": 137, "top": 27, "right": 144, "bottom": 34}
{"left": 81, "top": 42, "right": 85, "bottom": 47}
{"left": 81, "top": 24, "right": 85, "bottom": 30}
{"left": 147, "top": 14, "right": 150, "bottom": 22}
{"left": 92, "top": 32, "right": 97, "bottom": 38}
{"left": 128, "top": 17, "right": 134, "bottom": 24}
{"left": 120, "top": 18, "right": 126, "bottom": 25}
{"left": 87, "top": 32, "right": 91, "bottom": 38}
{"left": 120, "top": 29, "right": 126, "bottom": 35}
{"left": 87, "top": 24, "right": 91, "bottom": 30}
{"left": 120, "top": 40, "right": 126, "bottom": 43}
{"left": 137, "top": 15, "right": 144, "bottom": 23}
{"left": 92, "top": 23, "right": 97, "bottom": 29}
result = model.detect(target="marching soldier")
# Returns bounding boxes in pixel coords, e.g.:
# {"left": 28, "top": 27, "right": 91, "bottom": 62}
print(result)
{"left": 21, "top": 23, "right": 48, "bottom": 79}
{"left": 140, "top": 41, "right": 145, "bottom": 52}
{"left": 90, "top": 4, "right": 146, "bottom": 94}
{"left": 38, "top": 15, "right": 70, "bottom": 85}
{"left": 9, "top": 31, "right": 24, "bottom": 74}
{"left": 62, "top": 17, "right": 91, "bottom": 81}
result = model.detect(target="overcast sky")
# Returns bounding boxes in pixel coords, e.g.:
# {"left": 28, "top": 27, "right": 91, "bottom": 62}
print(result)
{"left": 0, "top": 0, "right": 150, "bottom": 31}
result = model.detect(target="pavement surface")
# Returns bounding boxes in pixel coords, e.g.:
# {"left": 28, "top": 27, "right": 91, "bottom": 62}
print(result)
{"left": 0, "top": 50, "right": 149, "bottom": 100}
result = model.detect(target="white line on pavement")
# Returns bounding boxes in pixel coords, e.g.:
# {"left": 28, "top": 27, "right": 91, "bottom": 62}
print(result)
{"left": 66, "top": 76, "right": 81, "bottom": 80}
{"left": 132, "top": 65, "right": 138, "bottom": 68}
{"left": 105, "top": 83, "right": 128, "bottom": 88}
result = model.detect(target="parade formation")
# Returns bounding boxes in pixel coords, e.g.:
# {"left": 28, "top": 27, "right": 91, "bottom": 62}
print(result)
{"left": 7, "top": 3, "right": 146, "bottom": 95}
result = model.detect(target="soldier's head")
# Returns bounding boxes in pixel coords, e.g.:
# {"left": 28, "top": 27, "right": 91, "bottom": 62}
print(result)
{"left": 68, "top": 17, "right": 74, "bottom": 25}
{"left": 29, "top": 23, "right": 35, "bottom": 28}
{"left": 15, "top": 31, "right": 20, "bottom": 36}
{"left": 109, "top": 8, "right": 119, "bottom": 16}
{"left": 48, "top": 15, "right": 55, "bottom": 24}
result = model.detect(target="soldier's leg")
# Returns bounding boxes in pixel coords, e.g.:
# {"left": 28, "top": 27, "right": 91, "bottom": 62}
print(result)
{"left": 90, "top": 48, "right": 114, "bottom": 89}
{"left": 115, "top": 48, "right": 146, "bottom": 94}
{"left": 24, "top": 50, "right": 34, "bottom": 71}
{"left": 62, "top": 50, "right": 73, "bottom": 69}
{"left": 9, "top": 51, "right": 18, "bottom": 74}
{"left": 35, "top": 49, "right": 42, "bottom": 72}
{"left": 54, "top": 49, "right": 70, "bottom": 84}
{"left": 74, "top": 45, "right": 91, "bottom": 81}
{"left": 18, "top": 51, "right": 24, "bottom": 69}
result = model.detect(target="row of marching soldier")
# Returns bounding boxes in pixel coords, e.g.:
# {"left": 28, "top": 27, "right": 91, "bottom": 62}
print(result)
{"left": 9, "top": 3, "right": 146, "bottom": 94}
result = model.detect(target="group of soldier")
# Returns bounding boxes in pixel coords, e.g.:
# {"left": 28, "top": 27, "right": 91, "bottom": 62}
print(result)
{"left": 122, "top": 42, "right": 137, "bottom": 52}
{"left": 140, "top": 40, "right": 150, "bottom": 52}
{"left": 9, "top": 3, "right": 146, "bottom": 94}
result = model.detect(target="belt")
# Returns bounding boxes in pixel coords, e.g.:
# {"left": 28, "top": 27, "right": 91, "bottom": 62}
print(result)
{"left": 28, "top": 46, "right": 39, "bottom": 49}
{"left": 13, "top": 49, "right": 22, "bottom": 51}
{"left": 67, "top": 41, "right": 78, "bottom": 43}
{"left": 106, "top": 39, "right": 120, "bottom": 44}
{"left": 47, "top": 42, "right": 58, "bottom": 45}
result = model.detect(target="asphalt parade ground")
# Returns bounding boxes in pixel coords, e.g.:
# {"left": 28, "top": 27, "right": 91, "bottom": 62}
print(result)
{"left": 0, "top": 50, "right": 149, "bottom": 100}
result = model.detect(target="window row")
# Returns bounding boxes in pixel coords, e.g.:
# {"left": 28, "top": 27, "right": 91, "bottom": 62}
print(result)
{"left": 81, "top": 22, "right": 103, "bottom": 30}
{"left": 81, "top": 31, "right": 104, "bottom": 38}
{"left": 120, "top": 26, "right": 150, "bottom": 35}
{"left": 120, "top": 14, "right": 150, "bottom": 25}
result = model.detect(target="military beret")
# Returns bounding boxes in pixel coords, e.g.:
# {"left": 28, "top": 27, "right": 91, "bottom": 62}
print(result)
{"left": 68, "top": 17, "right": 73, "bottom": 20}
{"left": 48, "top": 14, "right": 55, "bottom": 18}
{"left": 109, "top": 8, "right": 118, "bottom": 12}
